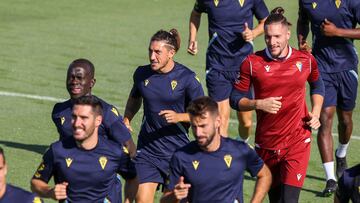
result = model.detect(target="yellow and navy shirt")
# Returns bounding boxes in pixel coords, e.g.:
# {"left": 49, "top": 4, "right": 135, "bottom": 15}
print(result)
{"left": 130, "top": 62, "right": 204, "bottom": 159}
{"left": 299, "top": 0, "right": 360, "bottom": 73}
{"left": 166, "top": 137, "right": 263, "bottom": 203}
{"left": 336, "top": 164, "right": 360, "bottom": 203}
{"left": 52, "top": 96, "right": 131, "bottom": 145}
{"left": 0, "top": 184, "right": 43, "bottom": 203}
{"left": 194, "top": 0, "right": 269, "bottom": 70}
{"left": 32, "top": 136, "right": 136, "bottom": 203}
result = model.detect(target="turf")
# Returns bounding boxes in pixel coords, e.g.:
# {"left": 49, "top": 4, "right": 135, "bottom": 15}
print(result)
{"left": 0, "top": 0, "right": 359, "bottom": 202}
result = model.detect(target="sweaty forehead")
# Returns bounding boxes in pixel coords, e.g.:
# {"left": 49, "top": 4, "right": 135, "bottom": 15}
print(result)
{"left": 68, "top": 66, "right": 89, "bottom": 76}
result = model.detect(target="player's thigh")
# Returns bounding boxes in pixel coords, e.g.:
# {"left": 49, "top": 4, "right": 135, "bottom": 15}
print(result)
{"left": 256, "top": 147, "right": 282, "bottom": 188}
{"left": 337, "top": 70, "right": 358, "bottom": 111}
{"left": 136, "top": 182, "right": 158, "bottom": 203}
{"left": 321, "top": 72, "right": 338, "bottom": 108}
{"left": 281, "top": 138, "right": 311, "bottom": 188}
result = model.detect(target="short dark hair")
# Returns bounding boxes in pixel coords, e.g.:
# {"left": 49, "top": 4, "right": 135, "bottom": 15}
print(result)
{"left": 187, "top": 96, "right": 219, "bottom": 118}
{"left": 265, "top": 7, "right": 292, "bottom": 27}
{"left": 150, "top": 28, "right": 181, "bottom": 52}
{"left": 68, "top": 58, "right": 95, "bottom": 78}
{"left": 0, "top": 147, "right": 5, "bottom": 164}
{"left": 73, "top": 96, "right": 103, "bottom": 116}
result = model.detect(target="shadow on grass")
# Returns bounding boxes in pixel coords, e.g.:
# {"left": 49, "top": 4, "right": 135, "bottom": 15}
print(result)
{"left": 0, "top": 140, "right": 48, "bottom": 155}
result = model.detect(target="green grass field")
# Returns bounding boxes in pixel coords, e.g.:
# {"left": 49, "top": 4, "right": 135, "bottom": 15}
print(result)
{"left": 0, "top": 0, "right": 359, "bottom": 202}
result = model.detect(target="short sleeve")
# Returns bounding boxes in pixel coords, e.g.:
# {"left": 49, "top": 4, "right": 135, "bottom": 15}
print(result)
{"left": 103, "top": 105, "right": 132, "bottom": 144}
{"left": 245, "top": 145, "right": 264, "bottom": 177}
{"left": 194, "top": 0, "right": 206, "bottom": 13}
{"left": 185, "top": 73, "right": 204, "bottom": 104}
{"left": 129, "top": 69, "right": 142, "bottom": 98}
{"left": 308, "top": 54, "right": 320, "bottom": 83}
{"left": 234, "top": 58, "right": 252, "bottom": 93}
{"left": 32, "top": 147, "right": 54, "bottom": 183}
{"left": 350, "top": 0, "right": 360, "bottom": 24}
{"left": 253, "top": 0, "right": 269, "bottom": 20}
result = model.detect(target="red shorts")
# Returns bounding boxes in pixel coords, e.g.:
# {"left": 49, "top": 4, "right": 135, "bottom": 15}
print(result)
{"left": 255, "top": 137, "right": 311, "bottom": 188}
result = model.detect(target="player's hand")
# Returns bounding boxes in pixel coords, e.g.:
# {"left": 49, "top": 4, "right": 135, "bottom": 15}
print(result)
{"left": 321, "top": 19, "right": 338, "bottom": 37}
{"left": 159, "top": 110, "right": 180, "bottom": 124}
{"left": 306, "top": 112, "right": 321, "bottom": 129}
{"left": 188, "top": 40, "right": 198, "bottom": 55}
{"left": 256, "top": 97, "right": 282, "bottom": 114}
{"left": 51, "top": 182, "right": 68, "bottom": 200}
{"left": 242, "top": 22, "right": 254, "bottom": 42}
{"left": 123, "top": 117, "right": 133, "bottom": 132}
{"left": 173, "top": 176, "right": 191, "bottom": 200}
{"left": 298, "top": 40, "right": 312, "bottom": 53}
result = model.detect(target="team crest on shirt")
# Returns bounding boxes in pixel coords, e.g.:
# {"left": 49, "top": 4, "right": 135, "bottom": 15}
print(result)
{"left": 171, "top": 80, "right": 178, "bottom": 90}
{"left": 111, "top": 107, "right": 119, "bottom": 117}
{"left": 65, "top": 158, "right": 73, "bottom": 168}
{"left": 144, "top": 79, "right": 149, "bottom": 87}
{"left": 297, "top": 173, "right": 302, "bottom": 181}
{"left": 192, "top": 160, "right": 199, "bottom": 170}
{"left": 224, "top": 154, "right": 232, "bottom": 168}
{"left": 296, "top": 61, "right": 303, "bottom": 72}
{"left": 33, "top": 197, "right": 42, "bottom": 203}
{"left": 214, "top": 0, "right": 219, "bottom": 7}
{"left": 312, "top": 2, "right": 317, "bottom": 9}
{"left": 264, "top": 65, "right": 270, "bottom": 72}
{"left": 99, "top": 156, "right": 108, "bottom": 170}
{"left": 335, "top": 0, "right": 341, "bottom": 8}
{"left": 60, "top": 117, "right": 65, "bottom": 125}
{"left": 239, "top": 0, "right": 244, "bottom": 7}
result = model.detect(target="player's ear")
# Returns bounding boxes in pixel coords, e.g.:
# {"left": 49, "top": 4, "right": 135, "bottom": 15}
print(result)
{"left": 95, "top": 115, "right": 102, "bottom": 127}
{"left": 168, "top": 49, "right": 176, "bottom": 59}
{"left": 4, "top": 163, "right": 7, "bottom": 176}
{"left": 91, "top": 78, "right": 96, "bottom": 88}
{"left": 215, "top": 115, "right": 221, "bottom": 129}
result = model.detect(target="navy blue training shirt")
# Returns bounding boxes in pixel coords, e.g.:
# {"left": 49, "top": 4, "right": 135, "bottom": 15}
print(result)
{"left": 130, "top": 62, "right": 204, "bottom": 159}
{"left": 0, "top": 184, "right": 43, "bottom": 203}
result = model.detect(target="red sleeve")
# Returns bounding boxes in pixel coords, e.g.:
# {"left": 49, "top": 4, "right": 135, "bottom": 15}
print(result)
{"left": 307, "top": 54, "right": 320, "bottom": 82}
{"left": 234, "top": 57, "right": 252, "bottom": 92}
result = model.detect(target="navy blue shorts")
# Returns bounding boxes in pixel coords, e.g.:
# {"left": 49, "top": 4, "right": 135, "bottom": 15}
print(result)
{"left": 322, "top": 70, "right": 358, "bottom": 111}
{"left": 134, "top": 153, "right": 170, "bottom": 185}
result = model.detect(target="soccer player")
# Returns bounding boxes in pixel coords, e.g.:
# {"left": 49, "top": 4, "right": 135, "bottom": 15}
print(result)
{"left": 297, "top": 0, "right": 360, "bottom": 196}
{"left": 335, "top": 164, "right": 360, "bottom": 203}
{"left": 0, "top": 147, "right": 43, "bottom": 203}
{"left": 123, "top": 29, "right": 204, "bottom": 203}
{"left": 52, "top": 58, "right": 136, "bottom": 158}
{"left": 161, "top": 96, "right": 271, "bottom": 203}
{"left": 230, "top": 7, "right": 324, "bottom": 202}
{"left": 31, "top": 96, "right": 137, "bottom": 202}
{"left": 188, "top": 0, "right": 269, "bottom": 139}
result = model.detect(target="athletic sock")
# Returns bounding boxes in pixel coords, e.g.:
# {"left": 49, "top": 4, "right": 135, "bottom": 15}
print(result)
{"left": 336, "top": 143, "right": 349, "bottom": 158}
{"left": 323, "top": 162, "right": 336, "bottom": 181}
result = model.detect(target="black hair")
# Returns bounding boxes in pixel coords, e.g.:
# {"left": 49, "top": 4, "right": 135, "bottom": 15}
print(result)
{"left": 68, "top": 58, "right": 95, "bottom": 78}
{"left": 187, "top": 96, "right": 219, "bottom": 118}
{"left": 150, "top": 28, "right": 181, "bottom": 52}
{"left": 265, "top": 7, "right": 292, "bottom": 27}
{"left": 73, "top": 95, "right": 103, "bottom": 116}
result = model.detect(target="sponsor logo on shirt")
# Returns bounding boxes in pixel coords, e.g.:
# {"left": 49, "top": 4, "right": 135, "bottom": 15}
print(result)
{"left": 33, "top": 197, "right": 42, "bottom": 203}
{"left": 296, "top": 61, "right": 303, "bottom": 72}
{"left": 171, "top": 80, "right": 178, "bottom": 91}
{"left": 60, "top": 117, "right": 65, "bottom": 125}
{"left": 297, "top": 173, "right": 302, "bottom": 181}
{"left": 65, "top": 158, "right": 73, "bottom": 168}
{"left": 144, "top": 79, "right": 149, "bottom": 87}
{"left": 239, "top": 0, "right": 244, "bottom": 7}
{"left": 335, "top": 0, "right": 341, "bottom": 8}
{"left": 99, "top": 156, "right": 108, "bottom": 170}
{"left": 192, "top": 160, "right": 199, "bottom": 170}
{"left": 264, "top": 65, "right": 270, "bottom": 72}
{"left": 312, "top": 2, "right": 317, "bottom": 9}
{"left": 111, "top": 107, "right": 119, "bottom": 117}
{"left": 224, "top": 154, "right": 232, "bottom": 168}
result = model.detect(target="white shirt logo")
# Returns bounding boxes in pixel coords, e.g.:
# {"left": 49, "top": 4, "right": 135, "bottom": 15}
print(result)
{"left": 297, "top": 174, "right": 302, "bottom": 181}
{"left": 264, "top": 65, "right": 270, "bottom": 72}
